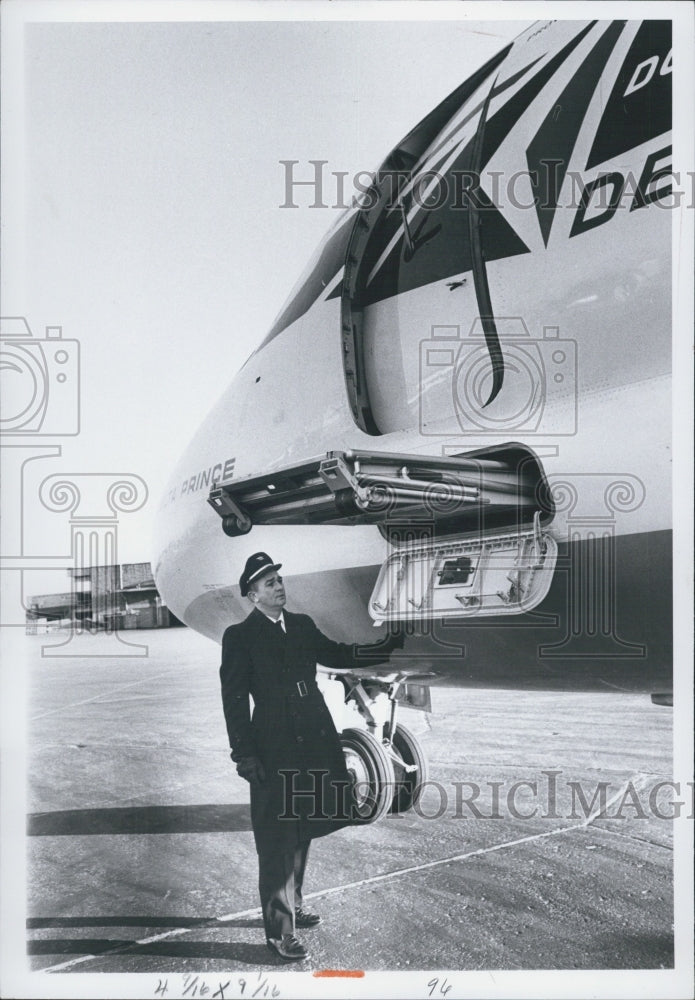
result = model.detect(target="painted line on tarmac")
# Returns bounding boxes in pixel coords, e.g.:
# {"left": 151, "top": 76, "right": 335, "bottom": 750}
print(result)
{"left": 38, "top": 909, "right": 263, "bottom": 974}
{"left": 30, "top": 672, "right": 173, "bottom": 721}
{"left": 38, "top": 773, "right": 651, "bottom": 973}
{"left": 300, "top": 772, "right": 656, "bottom": 901}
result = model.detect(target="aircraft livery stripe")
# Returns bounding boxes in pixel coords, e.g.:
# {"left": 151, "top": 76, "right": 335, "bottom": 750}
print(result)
{"left": 475, "top": 21, "right": 597, "bottom": 171}
{"left": 255, "top": 50, "right": 561, "bottom": 348}
{"left": 358, "top": 178, "right": 531, "bottom": 308}
{"left": 586, "top": 20, "right": 672, "bottom": 169}
{"left": 423, "top": 55, "right": 545, "bottom": 171}
{"left": 343, "top": 57, "right": 548, "bottom": 299}
{"left": 351, "top": 21, "right": 600, "bottom": 308}
{"left": 526, "top": 21, "right": 627, "bottom": 247}
{"left": 256, "top": 20, "right": 660, "bottom": 355}
{"left": 350, "top": 56, "right": 547, "bottom": 294}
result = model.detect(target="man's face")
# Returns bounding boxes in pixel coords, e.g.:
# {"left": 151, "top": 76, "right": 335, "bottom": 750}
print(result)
{"left": 250, "top": 570, "right": 286, "bottom": 617}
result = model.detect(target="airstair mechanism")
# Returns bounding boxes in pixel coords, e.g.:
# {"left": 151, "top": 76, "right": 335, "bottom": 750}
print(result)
{"left": 208, "top": 445, "right": 557, "bottom": 621}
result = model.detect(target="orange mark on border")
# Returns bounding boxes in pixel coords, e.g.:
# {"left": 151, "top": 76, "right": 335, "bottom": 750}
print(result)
{"left": 313, "top": 970, "right": 365, "bottom": 978}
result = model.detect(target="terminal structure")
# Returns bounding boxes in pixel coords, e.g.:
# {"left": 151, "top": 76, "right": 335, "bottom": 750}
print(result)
{"left": 25, "top": 562, "right": 183, "bottom": 633}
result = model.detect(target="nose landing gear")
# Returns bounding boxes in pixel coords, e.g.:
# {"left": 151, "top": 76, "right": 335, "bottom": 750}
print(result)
{"left": 341, "top": 727, "right": 395, "bottom": 823}
{"left": 333, "top": 669, "right": 433, "bottom": 823}
{"left": 388, "top": 720, "right": 428, "bottom": 814}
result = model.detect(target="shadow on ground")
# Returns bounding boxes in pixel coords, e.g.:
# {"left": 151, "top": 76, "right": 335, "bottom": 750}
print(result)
{"left": 28, "top": 915, "right": 264, "bottom": 929}
{"left": 27, "top": 803, "right": 252, "bottom": 836}
{"left": 28, "top": 938, "right": 272, "bottom": 966}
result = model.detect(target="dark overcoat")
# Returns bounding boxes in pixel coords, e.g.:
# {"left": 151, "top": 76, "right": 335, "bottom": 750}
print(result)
{"left": 220, "top": 608, "right": 392, "bottom": 854}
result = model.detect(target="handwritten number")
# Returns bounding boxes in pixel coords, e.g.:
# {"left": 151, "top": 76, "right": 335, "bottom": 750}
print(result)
{"left": 153, "top": 974, "right": 278, "bottom": 1000}
{"left": 428, "top": 978, "right": 452, "bottom": 998}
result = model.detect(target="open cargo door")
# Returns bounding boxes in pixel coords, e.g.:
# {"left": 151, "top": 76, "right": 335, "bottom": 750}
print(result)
{"left": 208, "top": 443, "right": 557, "bottom": 621}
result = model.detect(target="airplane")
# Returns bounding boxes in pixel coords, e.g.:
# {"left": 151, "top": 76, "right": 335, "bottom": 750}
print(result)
{"left": 152, "top": 19, "right": 674, "bottom": 815}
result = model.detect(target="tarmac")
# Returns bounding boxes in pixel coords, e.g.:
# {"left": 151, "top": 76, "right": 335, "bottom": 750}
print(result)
{"left": 19, "top": 626, "right": 680, "bottom": 991}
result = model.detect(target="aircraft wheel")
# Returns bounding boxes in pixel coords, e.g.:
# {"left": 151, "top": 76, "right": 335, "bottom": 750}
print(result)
{"left": 222, "top": 513, "right": 252, "bottom": 537}
{"left": 341, "top": 727, "right": 395, "bottom": 824}
{"left": 389, "top": 722, "right": 428, "bottom": 814}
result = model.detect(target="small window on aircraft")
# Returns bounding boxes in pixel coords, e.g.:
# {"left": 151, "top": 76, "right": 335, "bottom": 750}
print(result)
{"left": 436, "top": 556, "right": 475, "bottom": 587}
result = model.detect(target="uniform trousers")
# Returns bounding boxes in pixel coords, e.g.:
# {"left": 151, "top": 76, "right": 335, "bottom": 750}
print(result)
{"left": 258, "top": 840, "right": 310, "bottom": 940}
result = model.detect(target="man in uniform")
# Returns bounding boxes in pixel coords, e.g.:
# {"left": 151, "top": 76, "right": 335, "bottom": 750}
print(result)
{"left": 220, "top": 551, "right": 403, "bottom": 962}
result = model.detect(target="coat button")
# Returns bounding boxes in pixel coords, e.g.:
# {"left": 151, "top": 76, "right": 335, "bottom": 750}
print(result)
{"left": 296, "top": 736, "right": 304, "bottom": 743}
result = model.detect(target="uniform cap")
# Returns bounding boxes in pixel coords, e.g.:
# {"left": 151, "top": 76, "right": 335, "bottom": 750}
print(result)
{"left": 239, "top": 552, "right": 282, "bottom": 596}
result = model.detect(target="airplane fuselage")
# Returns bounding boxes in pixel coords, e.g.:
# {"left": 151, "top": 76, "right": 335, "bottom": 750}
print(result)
{"left": 153, "top": 19, "right": 673, "bottom": 690}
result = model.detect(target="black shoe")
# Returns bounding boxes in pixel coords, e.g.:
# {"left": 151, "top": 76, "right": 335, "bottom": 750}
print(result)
{"left": 295, "top": 905, "right": 321, "bottom": 928}
{"left": 266, "top": 934, "right": 309, "bottom": 961}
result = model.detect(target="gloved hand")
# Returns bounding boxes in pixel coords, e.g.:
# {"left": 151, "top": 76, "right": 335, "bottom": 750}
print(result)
{"left": 235, "top": 755, "right": 266, "bottom": 785}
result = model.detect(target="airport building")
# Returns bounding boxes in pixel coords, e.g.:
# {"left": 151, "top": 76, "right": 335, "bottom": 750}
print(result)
{"left": 26, "top": 562, "right": 183, "bottom": 633}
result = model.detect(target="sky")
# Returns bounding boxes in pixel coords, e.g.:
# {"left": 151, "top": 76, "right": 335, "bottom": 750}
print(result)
{"left": 2, "top": 2, "right": 531, "bottom": 598}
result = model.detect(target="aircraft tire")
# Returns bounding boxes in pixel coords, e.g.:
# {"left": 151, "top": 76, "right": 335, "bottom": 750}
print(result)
{"left": 340, "top": 727, "right": 395, "bottom": 824}
{"left": 389, "top": 722, "right": 428, "bottom": 814}
{"left": 222, "top": 514, "right": 252, "bottom": 537}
